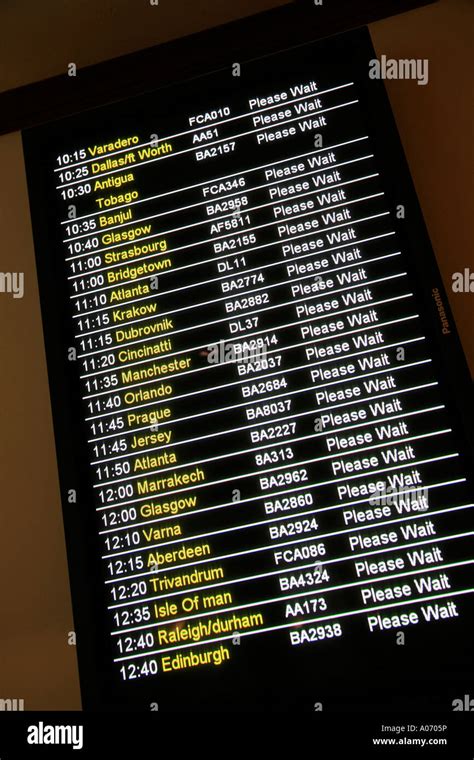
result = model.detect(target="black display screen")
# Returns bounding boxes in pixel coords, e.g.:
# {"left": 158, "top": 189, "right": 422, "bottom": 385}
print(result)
{"left": 22, "top": 25, "right": 474, "bottom": 712}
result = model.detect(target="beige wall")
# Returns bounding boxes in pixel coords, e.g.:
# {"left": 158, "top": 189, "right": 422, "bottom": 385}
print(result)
{"left": 0, "top": 0, "right": 471, "bottom": 710}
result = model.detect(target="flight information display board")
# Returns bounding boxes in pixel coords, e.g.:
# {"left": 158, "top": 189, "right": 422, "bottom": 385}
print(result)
{"left": 22, "top": 25, "right": 474, "bottom": 712}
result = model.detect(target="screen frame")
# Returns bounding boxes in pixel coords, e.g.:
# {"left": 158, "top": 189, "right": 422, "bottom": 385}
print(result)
{"left": 21, "top": 12, "right": 474, "bottom": 713}
{"left": 1, "top": 0, "right": 437, "bottom": 135}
